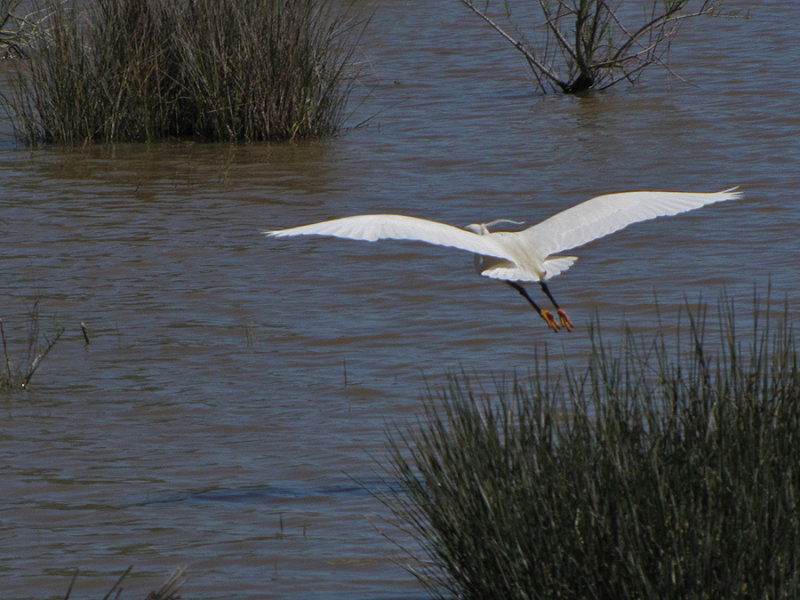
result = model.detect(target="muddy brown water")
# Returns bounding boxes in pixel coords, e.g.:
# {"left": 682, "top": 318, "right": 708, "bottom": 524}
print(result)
{"left": 1, "top": 1, "right": 799, "bottom": 598}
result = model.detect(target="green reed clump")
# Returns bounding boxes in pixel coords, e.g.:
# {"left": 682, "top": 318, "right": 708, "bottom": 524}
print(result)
{"left": 384, "top": 298, "right": 800, "bottom": 599}
{"left": 8, "top": 0, "right": 363, "bottom": 144}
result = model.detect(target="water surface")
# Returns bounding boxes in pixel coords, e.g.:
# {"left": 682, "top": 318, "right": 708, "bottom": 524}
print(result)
{"left": 1, "top": 1, "right": 799, "bottom": 598}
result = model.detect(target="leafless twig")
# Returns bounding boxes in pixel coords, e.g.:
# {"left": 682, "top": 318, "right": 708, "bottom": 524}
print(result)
{"left": 460, "top": 0, "right": 726, "bottom": 93}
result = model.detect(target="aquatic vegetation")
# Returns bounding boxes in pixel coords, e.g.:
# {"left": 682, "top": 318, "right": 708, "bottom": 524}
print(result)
{"left": 7, "top": 0, "right": 365, "bottom": 144}
{"left": 1, "top": 298, "right": 64, "bottom": 390}
{"left": 61, "top": 565, "right": 185, "bottom": 600}
{"left": 383, "top": 295, "right": 800, "bottom": 599}
{"left": 1, "top": 1, "right": 51, "bottom": 59}
{"left": 0, "top": 1, "right": 23, "bottom": 58}
{"left": 460, "top": 0, "right": 726, "bottom": 94}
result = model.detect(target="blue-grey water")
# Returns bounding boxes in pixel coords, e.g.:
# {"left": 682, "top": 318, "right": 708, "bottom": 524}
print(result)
{"left": 1, "top": 1, "right": 799, "bottom": 598}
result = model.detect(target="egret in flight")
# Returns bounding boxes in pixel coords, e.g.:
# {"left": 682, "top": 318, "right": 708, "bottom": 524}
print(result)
{"left": 266, "top": 187, "right": 741, "bottom": 332}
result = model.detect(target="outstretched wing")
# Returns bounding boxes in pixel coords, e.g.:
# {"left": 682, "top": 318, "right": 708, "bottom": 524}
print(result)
{"left": 266, "top": 214, "right": 512, "bottom": 260}
{"left": 522, "top": 188, "right": 742, "bottom": 257}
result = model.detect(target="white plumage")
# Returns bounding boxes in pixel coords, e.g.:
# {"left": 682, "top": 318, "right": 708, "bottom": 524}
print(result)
{"left": 265, "top": 187, "right": 741, "bottom": 332}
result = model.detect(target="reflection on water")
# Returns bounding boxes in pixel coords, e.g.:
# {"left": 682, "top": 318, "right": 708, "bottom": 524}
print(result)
{"left": 1, "top": 0, "right": 800, "bottom": 598}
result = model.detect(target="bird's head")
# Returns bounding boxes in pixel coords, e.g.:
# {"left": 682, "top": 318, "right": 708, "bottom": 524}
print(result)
{"left": 466, "top": 219, "right": 525, "bottom": 235}
{"left": 466, "top": 223, "right": 489, "bottom": 235}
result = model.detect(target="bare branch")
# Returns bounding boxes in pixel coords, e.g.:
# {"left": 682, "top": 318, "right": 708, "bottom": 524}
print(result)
{"left": 459, "top": 0, "right": 566, "bottom": 91}
{"left": 460, "top": 0, "right": 722, "bottom": 93}
{"left": 611, "top": 2, "right": 716, "bottom": 64}
{"left": 539, "top": 1, "right": 579, "bottom": 65}
{"left": 21, "top": 324, "right": 63, "bottom": 389}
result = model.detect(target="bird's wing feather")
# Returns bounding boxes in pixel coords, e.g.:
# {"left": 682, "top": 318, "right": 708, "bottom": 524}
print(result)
{"left": 543, "top": 256, "right": 578, "bottom": 280}
{"left": 477, "top": 255, "right": 577, "bottom": 282}
{"left": 266, "top": 214, "right": 512, "bottom": 260}
{"left": 522, "top": 188, "right": 742, "bottom": 257}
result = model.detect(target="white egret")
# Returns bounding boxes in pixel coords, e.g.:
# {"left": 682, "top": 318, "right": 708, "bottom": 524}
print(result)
{"left": 265, "top": 187, "right": 741, "bottom": 332}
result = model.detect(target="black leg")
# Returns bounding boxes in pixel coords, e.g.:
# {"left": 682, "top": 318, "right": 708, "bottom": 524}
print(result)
{"left": 506, "top": 281, "right": 560, "bottom": 332}
{"left": 539, "top": 280, "right": 560, "bottom": 308}
{"left": 538, "top": 280, "right": 574, "bottom": 332}
{"left": 507, "top": 281, "right": 542, "bottom": 312}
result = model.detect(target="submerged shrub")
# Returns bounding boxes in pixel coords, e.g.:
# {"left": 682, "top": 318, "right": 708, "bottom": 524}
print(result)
{"left": 1, "top": 298, "right": 64, "bottom": 390}
{"left": 7, "top": 0, "right": 364, "bottom": 144}
{"left": 460, "top": 0, "right": 726, "bottom": 94}
{"left": 384, "top": 297, "right": 800, "bottom": 599}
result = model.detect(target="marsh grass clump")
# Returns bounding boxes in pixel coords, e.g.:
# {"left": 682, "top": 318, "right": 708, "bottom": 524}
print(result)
{"left": 384, "top": 297, "right": 800, "bottom": 599}
{"left": 8, "top": 0, "right": 363, "bottom": 144}
{"left": 1, "top": 0, "right": 26, "bottom": 58}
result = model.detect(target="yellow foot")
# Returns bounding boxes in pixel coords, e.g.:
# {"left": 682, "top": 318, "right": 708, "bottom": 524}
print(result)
{"left": 541, "top": 310, "right": 560, "bottom": 332}
{"left": 557, "top": 308, "right": 574, "bottom": 332}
